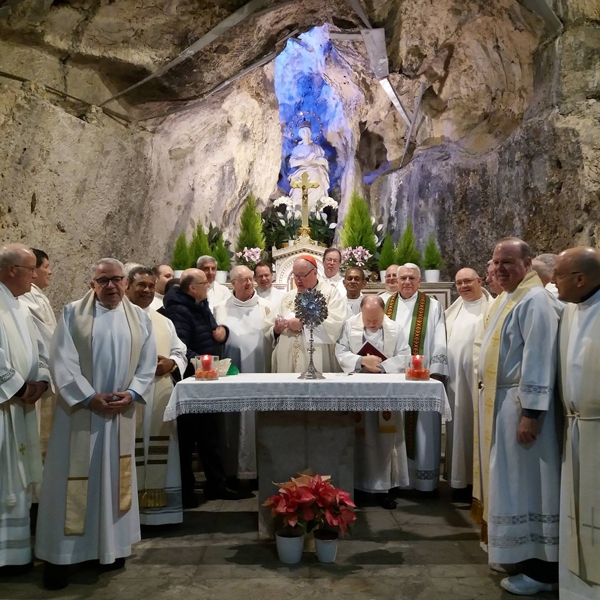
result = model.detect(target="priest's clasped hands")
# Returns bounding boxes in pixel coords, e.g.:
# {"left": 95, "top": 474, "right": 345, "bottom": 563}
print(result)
{"left": 89, "top": 392, "right": 133, "bottom": 416}
{"left": 361, "top": 354, "right": 383, "bottom": 373}
{"left": 274, "top": 316, "right": 303, "bottom": 334}
{"left": 18, "top": 381, "right": 48, "bottom": 405}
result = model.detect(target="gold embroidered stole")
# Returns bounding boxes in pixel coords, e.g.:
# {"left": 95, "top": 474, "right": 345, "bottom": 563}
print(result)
{"left": 66, "top": 291, "right": 142, "bottom": 535}
{"left": 471, "top": 271, "right": 541, "bottom": 531}
{"left": 135, "top": 311, "right": 172, "bottom": 509}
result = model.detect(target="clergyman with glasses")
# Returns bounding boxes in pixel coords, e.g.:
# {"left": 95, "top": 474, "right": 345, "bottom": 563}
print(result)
{"left": 264, "top": 255, "right": 347, "bottom": 373}
{"left": 443, "top": 268, "right": 490, "bottom": 502}
{"left": 36, "top": 258, "right": 157, "bottom": 590}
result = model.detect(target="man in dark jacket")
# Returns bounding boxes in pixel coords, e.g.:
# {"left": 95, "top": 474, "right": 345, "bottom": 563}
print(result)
{"left": 163, "top": 268, "right": 244, "bottom": 506}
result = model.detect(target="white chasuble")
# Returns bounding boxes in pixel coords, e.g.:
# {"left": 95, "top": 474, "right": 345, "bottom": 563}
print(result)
{"left": 137, "top": 310, "right": 187, "bottom": 526}
{"left": 257, "top": 286, "right": 286, "bottom": 310}
{"left": 0, "top": 283, "right": 48, "bottom": 567}
{"left": 21, "top": 283, "right": 58, "bottom": 458}
{"left": 215, "top": 294, "right": 271, "bottom": 479}
{"left": 35, "top": 297, "right": 156, "bottom": 565}
{"left": 444, "top": 294, "right": 489, "bottom": 489}
{"left": 335, "top": 314, "right": 410, "bottom": 492}
{"left": 265, "top": 279, "right": 346, "bottom": 374}
{"left": 475, "top": 275, "right": 562, "bottom": 565}
{"left": 386, "top": 291, "right": 448, "bottom": 492}
{"left": 558, "top": 289, "right": 600, "bottom": 599}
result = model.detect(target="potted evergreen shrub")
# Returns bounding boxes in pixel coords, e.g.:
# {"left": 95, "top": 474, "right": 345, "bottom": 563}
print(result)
{"left": 339, "top": 192, "right": 377, "bottom": 273}
{"left": 211, "top": 234, "right": 231, "bottom": 283}
{"left": 422, "top": 233, "right": 445, "bottom": 282}
{"left": 171, "top": 233, "right": 190, "bottom": 278}
{"left": 378, "top": 233, "right": 395, "bottom": 282}
{"left": 395, "top": 220, "right": 422, "bottom": 267}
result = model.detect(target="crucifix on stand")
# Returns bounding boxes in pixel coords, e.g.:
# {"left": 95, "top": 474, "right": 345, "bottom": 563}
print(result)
{"left": 290, "top": 172, "right": 320, "bottom": 242}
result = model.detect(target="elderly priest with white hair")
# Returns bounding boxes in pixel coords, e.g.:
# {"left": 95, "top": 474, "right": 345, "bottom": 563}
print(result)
{"left": 384, "top": 262, "right": 448, "bottom": 497}
{"left": 444, "top": 267, "right": 490, "bottom": 502}
{"left": 0, "top": 244, "right": 50, "bottom": 576}
{"left": 335, "top": 295, "right": 410, "bottom": 509}
{"left": 36, "top": 258, "right": 157, "bottom": 590}
{"left": 265, "top": 255, "right": 347, "bottom": 373}
{"left": 554, "top": 246, "right": 600, "bottom": 600}
{"left": 214, "top": 265, "right": 272, "bottom": 482}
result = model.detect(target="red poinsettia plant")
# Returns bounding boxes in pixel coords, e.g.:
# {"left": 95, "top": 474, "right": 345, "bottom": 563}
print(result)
{"left": 263, "top": 473, "right": 357, "bottom": 537}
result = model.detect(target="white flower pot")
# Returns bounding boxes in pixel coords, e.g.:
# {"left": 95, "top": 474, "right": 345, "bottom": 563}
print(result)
{"left": 173, "top": 270, "right": 184, "bottom": 278}
{"left": 215, "top": 270, "right": 228, "bottom": 284}
{"left": 287, "top": 239, "right": 295, "bottom": 247}
{"left": 424, "top": 269, "right": 440, "bottom": 283}
{"left": 275, "top": 527, "right": 305, "bottom": 564}
{"left": 380, "top": 270, "right": 387, "bottom": 283}
{"left": 315, "top": 533, "right": 339, "bottom": 563}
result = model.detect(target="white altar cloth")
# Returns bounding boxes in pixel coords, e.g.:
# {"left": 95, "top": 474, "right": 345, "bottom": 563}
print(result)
{"left": 164, "top": 373, "right": 451, "bottom": 421}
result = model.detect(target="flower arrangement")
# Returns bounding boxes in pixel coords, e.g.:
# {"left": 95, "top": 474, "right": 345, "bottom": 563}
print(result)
{"left": 263, "top": 473, "right": 356, "bottom": 536}
{"left": 341, "top": 246, "right": 373, "bottom": 271}
{"left": 234, "top": 247, "right": 263, "bottom": 269}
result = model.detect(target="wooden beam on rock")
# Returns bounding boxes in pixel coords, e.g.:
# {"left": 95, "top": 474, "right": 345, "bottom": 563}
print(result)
{"left": 99, "top": 0, "right": 271, "bottom": 107}
{"left": 378, "top": 77, "right": 411, "bottom": 127}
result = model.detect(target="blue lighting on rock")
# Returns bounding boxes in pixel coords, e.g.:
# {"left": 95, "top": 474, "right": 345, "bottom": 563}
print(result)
{"left": 274, "top": 26, "right": 344, "bottom": 195}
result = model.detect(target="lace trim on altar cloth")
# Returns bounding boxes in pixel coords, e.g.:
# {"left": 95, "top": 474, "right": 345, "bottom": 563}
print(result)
{"left": 490, "top": 512, "right": 560, "bottom": 525}
{"left": 520, "top": 384, "right": 551, "bottom": 395}
{"left": 430, "top": 354, "right": 448, "bottom": 365}
{"left": 0, "top": 368, "right": 15, "bottom": 385}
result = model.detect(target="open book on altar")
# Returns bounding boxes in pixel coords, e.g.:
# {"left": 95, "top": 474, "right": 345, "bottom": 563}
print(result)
{"left": 357, "top": 341, "right": 388, "bottom": 362}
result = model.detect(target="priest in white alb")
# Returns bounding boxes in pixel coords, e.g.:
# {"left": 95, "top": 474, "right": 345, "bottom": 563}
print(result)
{"left": 385, "top": 263, "right": 448, "bottom": 495}
{"left": 0, "top": 244, "right": 50, "bottom": 575}
{"left": 554, "top": 246, "right": 600, "bottom": 600}
{"left": 343, "top": 267, "right": 366, "bottom": 316}
{"left": 20, "top": 248, "right": 57, "bottom": 457}
{"left": 126, "top": 266, "right": 187, "bottom": 526}
{"left": 215, "top": 265, "right": 271, "bottom": 482}
{"left": 322, "top": 247, "right": 346, "bottom": 296}
{"left": 473, "top": 238, "right": 562, "bottom": 596}
{"left": 444, "top": 267, "right": 490, "bottom": 502}
{"left": 197, "top": 255, "right": 231, "bottom": 308}
{"left": 265, "top": 255, "right": 346, "bottom": 374}
{"left": 254, "top": 262, "right": 285, "bottom": 309}
{"left": 35, "top": 258, "right": 157, "bottom": 590}
{"left": 149, "top": 264, "right": 174, "bottom": 311}
{"left": 379, "top": 264, "right": 399, "bottom": 304}
{"left": 335, "top": 295, "right": 410, "bottom": 509}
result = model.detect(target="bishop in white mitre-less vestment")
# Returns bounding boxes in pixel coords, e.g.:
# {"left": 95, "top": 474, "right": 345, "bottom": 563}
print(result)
{"left": 385, "top": 281, "right": 448, "bottom": 492}
{"left": 21, "top": 282, "right": 57, "bottom": 457}
{"left": 473, "top": 271, "right": 562, "bottom": 569}
{"left": 444, "top": 286, "right": 490, "bottom": 490}
{"left": 265, "top": 259, "right": 346, "bottom": 374}
{"left": 335, "top": 310, "right": 410, "bottom": 492}
{"left": 0, "top": 282, "right": 49, "bottom": 568}
{"left": 555, "top": 247, "right": 600, "bottom": 600}
{"left": 35, "top": 289, "right": 156, "bottom": 569}
{"left": 215, "top": 276, "right": 271, "bottom": 480}
{"left": 137, "top": 308, "right": 187, "bottom": 526}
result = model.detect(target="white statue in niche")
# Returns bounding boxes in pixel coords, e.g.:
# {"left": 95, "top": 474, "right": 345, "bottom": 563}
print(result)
{"left": 288, "top": 125, "right": 331, "bottom": 213}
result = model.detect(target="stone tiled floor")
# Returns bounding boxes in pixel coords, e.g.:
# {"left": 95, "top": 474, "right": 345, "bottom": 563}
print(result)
{"left": 0, "top": 484, "right": 557, "bottom": 600}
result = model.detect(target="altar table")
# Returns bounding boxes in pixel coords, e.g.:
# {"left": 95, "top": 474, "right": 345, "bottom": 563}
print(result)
{"left": 164, "top": 373, "right": 450, "bottom": 537}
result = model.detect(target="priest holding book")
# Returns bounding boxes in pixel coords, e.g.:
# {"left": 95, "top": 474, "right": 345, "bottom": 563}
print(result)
{"left": 335, "top": 295, "right": 410, "bottom": 509}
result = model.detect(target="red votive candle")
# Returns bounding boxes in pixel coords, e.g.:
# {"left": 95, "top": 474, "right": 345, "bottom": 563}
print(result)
{"left": 412, "top": 355, "right": 423, "bottom": 370}
{"left": 201, "top": 354, "right": 212, "bottom": 371}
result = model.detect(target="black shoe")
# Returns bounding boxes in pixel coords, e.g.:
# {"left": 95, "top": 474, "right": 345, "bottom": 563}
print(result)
{"left": 98, "top": 557, "right": 125, "bottom": 572}
{"left": 388, "top": 487, "right": 408, "bottom": 499}
{"left": 417, "top": 489, "right": 440, "bottom": 500}
{"left": 378, "top": 494, "right": 398, "bottom": 510}
{"left": 0, "top": 562, "right": 33, "bottom": 577}
{"left": 451, "top": 486, "right": 473, "bottom": 504}
{"left": 43, "top": 562, "right": 69, "bottom": 590}
{"left": 250, "top": 478, "right": 259, "bottom": 491}
{"left": 182, "top": 493, "right": 200, "bottom": 509}
{"left": 204, "top": 485, "right": 251, "bottom": 501}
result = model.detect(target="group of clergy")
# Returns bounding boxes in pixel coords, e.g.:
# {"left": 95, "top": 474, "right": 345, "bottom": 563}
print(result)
{"left": 0, "top": 239, "right": 598, "bottom": 600}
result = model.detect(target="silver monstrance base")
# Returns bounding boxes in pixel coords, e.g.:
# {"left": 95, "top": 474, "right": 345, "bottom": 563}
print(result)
{"left": 298, "top": 326, "right": 325, "bottom": 380}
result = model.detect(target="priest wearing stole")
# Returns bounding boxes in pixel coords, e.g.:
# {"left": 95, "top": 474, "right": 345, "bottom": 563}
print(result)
{"left": 554, "top": 247, "right": 600, "bottom": 600}
{"left": 36, "top": 258, "right": 157, "bottom": 590}
{"left": 265, "top": 256, "right": 346, "bottom": 374}
{"left": 444, "top": 268, "right": 490, "bottom": 502}
{"left": 20, "top": 248, "right": 57, "bottom": 458}
{"left": 473, "top": 238, "right": 562, "bottom": 596}
{"left": 384, "top": 263, "right": 448, "bottom": 496}
{"left": 125, "top": 267, "right": 187, "bottom": 526}
{"left": 0, "top": 244, "right": 50, "bottom": 575}
{"left": 215, "top": 265, "right": 271, "bottom": 483}
{"left": 197, "top": 255, "right": 231, "bottom": 308}
{"left": 343, "top": 267, "right": 366, "bottom": 316}
{"left": 335, "top": 295, "right": 410, "bottom": 509}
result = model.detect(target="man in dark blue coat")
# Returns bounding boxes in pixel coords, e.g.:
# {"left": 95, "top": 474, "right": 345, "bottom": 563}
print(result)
{"left": 163, "top": 268, "right": 243, "bottom": 506}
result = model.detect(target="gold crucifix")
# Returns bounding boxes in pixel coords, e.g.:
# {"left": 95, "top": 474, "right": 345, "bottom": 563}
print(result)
{"left": 290, "top": 172, "right": 320, "bottom": 229}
